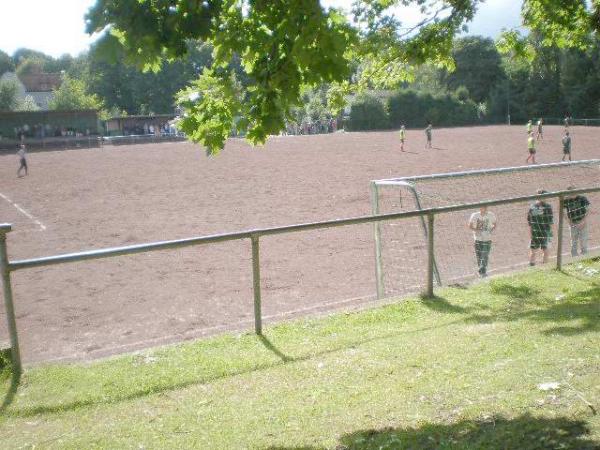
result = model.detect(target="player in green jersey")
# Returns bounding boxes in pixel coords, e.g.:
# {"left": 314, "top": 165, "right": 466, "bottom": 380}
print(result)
{"left": 399, "top": 124, "right": 406, "bottom": 151}
{"left": 526, "top": 131, "right": 536, "bottom": 164}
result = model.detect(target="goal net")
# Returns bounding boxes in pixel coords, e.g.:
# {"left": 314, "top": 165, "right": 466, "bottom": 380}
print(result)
{"left": 371, "top": 160, "right": 600, "bottom": 298}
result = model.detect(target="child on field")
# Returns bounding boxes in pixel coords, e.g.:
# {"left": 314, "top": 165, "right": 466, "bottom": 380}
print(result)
{"left": 17, "top": 144, "right": 28, "bottom": 177}
{"left": 526, "top": 131, "right": 536, "bottom": 164}
{"left": 425, "top": 122, "right": 432, "bottom": 149}
{"left": 562, "top": 131, "right": 571, "bottom": 162}
{"left": 399, "top": 124, "right": 406, "bottom": 151}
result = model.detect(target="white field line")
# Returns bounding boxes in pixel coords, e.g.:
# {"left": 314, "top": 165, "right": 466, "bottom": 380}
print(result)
{"left": 0, "top": 192, "right": 46, "bottom": 231}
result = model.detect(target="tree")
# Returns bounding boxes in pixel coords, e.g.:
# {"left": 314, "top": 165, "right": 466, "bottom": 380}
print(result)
{"left": 12, "top": 48, "right": 52, "bottom": 66}
{"left": 348, "top": 94, "right": 389, "bottom": 131}
{"left": 44, "top": 54, "right": 75, "bottom": 73}
{"left": 48, "top": 75, "right": 104, "bottom": 110}
{"left": 0, "top": 50, "right": 15, "bottom": 76}
{"left": 17, "top": 95, "right": 40, "bottom": 112}
{"left": 87, "top": 1, "right": 344, "bottom": 147}
{"left": 87, "top": 0, "right": 600, "bottom": 153}
{"left": 0, "top": 78, "right": 20, "bottom": 111}
{"left": 442, "top": 37, "right": 504, "bottom": 104}
{"left": 84, "top": 40, "right": 213, "bottom": 115}
{"left": 16, "top": 57, "right": 46, "bottom": 76}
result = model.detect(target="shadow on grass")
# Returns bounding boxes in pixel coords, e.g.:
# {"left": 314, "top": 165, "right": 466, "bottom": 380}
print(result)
{"left": 0, "top": 348, "right": 21, "bottom": 413}
{"left": 536, "top": 286, "right": 600, "bottom": 335}
{"left": 258, "top": 335, "right": 292, "bottom": 363}
{"left": 0, "top": 372, "right": 21, "bottom": 413}
{"left": 3, "top": 267, "right": 597, "bottom": 419}
{"left": 420, "top": 295, "right": 471, "bottom": 314}
{"left": 489, "top": 282, "right": 541, "bottom": 299}
{"left": 0, "top": 316, "right": 467, "bottom": 419}
{"left": 466, "top": 278, "right": 600, "bottom": 336}
{"left": 561, "top": 270, "right": 600, "bottom": 287}
{"left": 266, "top": 414, "right": 599, "bottom": 449}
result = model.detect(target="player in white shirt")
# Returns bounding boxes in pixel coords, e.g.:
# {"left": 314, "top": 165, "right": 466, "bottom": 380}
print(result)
{"left": 468, "top": 206, "right": 497, "bottom": 277}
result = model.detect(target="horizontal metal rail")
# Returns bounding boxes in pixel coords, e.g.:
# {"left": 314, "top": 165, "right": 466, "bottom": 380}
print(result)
{"left": 374, "top": 159, "right": 600, "bottom": 184}
{"left": 1, "top": 184, "right": 600, "bottom": 372}
{"left": 8, "top": 186, "right": 600, "bottom": 272}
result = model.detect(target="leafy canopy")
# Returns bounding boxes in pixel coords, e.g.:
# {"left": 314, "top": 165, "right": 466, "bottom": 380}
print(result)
{"left": 0, "top": 78, "right": 21, "bottom": 111}
{"left": 86, "top": 0, "right": 600, "bottom": 154}
{"left": 0, "top": 50, "right": 15, "bottom": 76}
{"left": 48, "top": 75, "right": 104, "bottom": 111}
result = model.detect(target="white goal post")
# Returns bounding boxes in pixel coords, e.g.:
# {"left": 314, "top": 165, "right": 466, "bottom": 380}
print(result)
{"left": 370, "top": 159, "right": 600, "bottom": 299}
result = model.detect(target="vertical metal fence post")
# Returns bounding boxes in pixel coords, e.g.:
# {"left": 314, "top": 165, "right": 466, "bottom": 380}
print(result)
{"left": 251, "top": 234, "right": 262, "bottom": 335}
{"left": 0, "top": 224, "right": 21, "bottom": 375}
{"left": 557, "top": 196, "right": 565, "bottom": 270}
{"left": 370, "top": 182, "right": 384, "bottom": 299}
{"left": 426, "top": 213, "right": 435, "bottom": 298}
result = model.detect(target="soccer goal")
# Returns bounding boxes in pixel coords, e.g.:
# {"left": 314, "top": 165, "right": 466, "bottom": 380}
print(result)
{"left": 371, "top": 160, "right": 600, "bottom": 298}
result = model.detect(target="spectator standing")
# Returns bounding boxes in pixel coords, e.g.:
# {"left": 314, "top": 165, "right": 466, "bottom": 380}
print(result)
{"left": 527, "top": 190, "right": 554, "bottom": 265}
{"left": 564, "top": 186, "right": 590, "bottom": 257}
{"left": 468, "top": 206, "right": 497, "bottom": 277}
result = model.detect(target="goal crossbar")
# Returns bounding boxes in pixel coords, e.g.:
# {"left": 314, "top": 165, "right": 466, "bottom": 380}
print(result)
{"left": 373, "top": 159, "right": 600, "bottom": 185}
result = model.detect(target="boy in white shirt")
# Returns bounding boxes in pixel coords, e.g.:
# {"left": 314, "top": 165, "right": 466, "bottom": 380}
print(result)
{"left": 468, "top": 206, "right": 497, "bottom": 277}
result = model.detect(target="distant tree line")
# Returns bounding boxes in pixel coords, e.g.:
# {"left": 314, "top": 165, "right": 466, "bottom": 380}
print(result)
{"left": 348, "top": 35, "right": 600, "bottom": 130}
{"left": 2, "top": 35, "right": 600, "bottom": 129}
{"left": 0, "top": 43, "right": 214, "bottom": 117}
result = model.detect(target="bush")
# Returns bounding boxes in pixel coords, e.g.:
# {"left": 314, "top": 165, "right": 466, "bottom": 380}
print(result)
{"left": 388, "top": 89, "right": 479, "bottom": 128}
{"left": 347, "top": 94, "right": 390, "bottom": 131}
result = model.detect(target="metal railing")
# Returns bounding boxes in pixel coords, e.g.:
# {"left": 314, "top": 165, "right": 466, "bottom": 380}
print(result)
{"left": 0, "top": 136, "right": 102, "bottom": 152}
{"left": 101, "top": 134, "right": 186, "bottom": 146}
{"left": 2, "top": 186, "right": 600, "bottom": 374}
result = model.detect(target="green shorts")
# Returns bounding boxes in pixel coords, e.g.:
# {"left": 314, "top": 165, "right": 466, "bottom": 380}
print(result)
{"left": 530, "top": 235, "right": 549, "bottom": 249}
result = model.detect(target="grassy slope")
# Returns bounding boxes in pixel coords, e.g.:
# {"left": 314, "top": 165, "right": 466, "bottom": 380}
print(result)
{"left": 0, "top": 261, "right": 599, "bottom": 449}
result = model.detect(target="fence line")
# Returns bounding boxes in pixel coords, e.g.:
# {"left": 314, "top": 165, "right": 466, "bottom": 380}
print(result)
{"left": 2, "top": 186, "right": 600, "bottom": 373}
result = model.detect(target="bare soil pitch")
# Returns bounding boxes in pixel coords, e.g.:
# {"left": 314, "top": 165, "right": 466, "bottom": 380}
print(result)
{"left": 0, "top": 125, "right": 598, "bottom": 364}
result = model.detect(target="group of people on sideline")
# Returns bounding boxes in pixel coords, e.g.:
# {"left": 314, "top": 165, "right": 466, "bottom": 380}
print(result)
{"left": 468, "top": 187, "right": 591, "bottom": 278}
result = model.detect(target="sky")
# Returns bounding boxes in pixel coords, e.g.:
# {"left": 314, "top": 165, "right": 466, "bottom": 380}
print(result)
{"left": 0, "top": 0, "right": 522, "bottom": 58}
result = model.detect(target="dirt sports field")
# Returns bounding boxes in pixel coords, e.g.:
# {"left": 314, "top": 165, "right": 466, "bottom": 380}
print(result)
{"left": 0, "top": 124, "right": 599, "bottom": 364}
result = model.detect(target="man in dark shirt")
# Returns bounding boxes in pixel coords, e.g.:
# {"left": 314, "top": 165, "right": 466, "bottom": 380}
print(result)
{"left": 564, "top": 186, "right": 590, "bottom": 256}
{"left": 528, "top": 189, "right": 554, "bottom": 265}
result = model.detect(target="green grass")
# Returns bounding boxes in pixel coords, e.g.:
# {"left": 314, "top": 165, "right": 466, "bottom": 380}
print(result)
{"left": 1, "top": 260, "right": 599, "bottom": 449}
